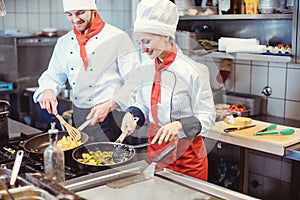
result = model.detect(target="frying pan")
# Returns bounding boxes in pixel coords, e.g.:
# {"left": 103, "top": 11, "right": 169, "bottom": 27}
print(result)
{"left": 72, "top": 142, "right": 135, "bottom": 172}
{"left": 22, "top": 131, "right": 89, "bottom": 162}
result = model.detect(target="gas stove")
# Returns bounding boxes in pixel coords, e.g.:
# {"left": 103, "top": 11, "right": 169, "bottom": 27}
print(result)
{"left": 0, "top": 132, "right": 89, "bottom": 180}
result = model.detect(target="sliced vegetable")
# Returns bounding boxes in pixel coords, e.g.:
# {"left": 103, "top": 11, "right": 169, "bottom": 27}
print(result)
{"left": 77, "top": 150, "right": 115, "bottom": 166}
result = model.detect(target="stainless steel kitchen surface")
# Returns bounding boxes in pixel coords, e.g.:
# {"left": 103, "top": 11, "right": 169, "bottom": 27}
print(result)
{"left": 0, "top": 35, "right": 57, "bottom": 122}
{"left": 66, "top": 161, "right": 259, "bottom": 200}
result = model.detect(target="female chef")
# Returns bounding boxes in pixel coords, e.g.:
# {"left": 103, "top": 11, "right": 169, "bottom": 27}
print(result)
{"left": 33, "top": 0, "right": 140, "bottom": 142}
{"left": 121, "top": 0, "right": 216, "bottom": 181}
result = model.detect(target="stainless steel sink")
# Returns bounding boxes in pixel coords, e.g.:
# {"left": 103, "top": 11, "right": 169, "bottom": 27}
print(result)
{"left": 285, "top": 143, "right": 300, "bottom": 161}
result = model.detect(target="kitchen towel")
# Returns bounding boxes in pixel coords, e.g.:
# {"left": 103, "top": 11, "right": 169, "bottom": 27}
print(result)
{"left": 226, "top": 43, "right": 266, "bottom": 53}
{"left": 218, "top": 37, "right": 259, "bottom": 52}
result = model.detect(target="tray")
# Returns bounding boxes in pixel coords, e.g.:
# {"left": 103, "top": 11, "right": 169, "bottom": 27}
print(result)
{"left": 223, "top": 93, "right": 261, "bottom": 116}
{"left": 262, "top": 51, "right": 292, "bottom": 57}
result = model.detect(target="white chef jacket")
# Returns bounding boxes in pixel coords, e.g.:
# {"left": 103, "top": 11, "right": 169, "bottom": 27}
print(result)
{"left": 132, "top": 48, "right": 216, "bottom": 136}
{"left": 33, "top": 24, "right": 140, "bottom": 110}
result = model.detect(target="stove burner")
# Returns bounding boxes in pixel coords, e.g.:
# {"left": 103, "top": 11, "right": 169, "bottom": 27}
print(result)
{"left": 0, "top": 132, "right": 89, "bottom": 180}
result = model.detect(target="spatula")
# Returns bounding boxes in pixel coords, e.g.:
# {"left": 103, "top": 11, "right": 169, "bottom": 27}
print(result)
{"left": 55, "top": 113, "right": 81, "bottom": 141}
{"left": 115, "top": 117, "right": 139, "bottom": 143}
{"left": 253, "top": 128, "right": 295, "bottom": 136}
{"left": 143, "top": 145, "right": 176, "bottom": 177}
{"left": 112, "top": 117, "right": 139, "bottom": 162}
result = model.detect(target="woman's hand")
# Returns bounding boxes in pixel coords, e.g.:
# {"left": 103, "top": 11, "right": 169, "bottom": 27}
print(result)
{"left": 39, "top": 89, "right": 58, "bottom": 114}
{"left": 152, "top": 121, "right": 182, "bottom": 145}
{"left": 86, "top": 100, "right": 118, "bottom": 125}
{"left": 121, "top": 112, "right": 137, "bottom": 136}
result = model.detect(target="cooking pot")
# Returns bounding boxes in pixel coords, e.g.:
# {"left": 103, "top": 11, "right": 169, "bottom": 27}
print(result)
{"left": 72, "top": 142, "right": 135, "bottom": 172}
{"left": 0, "top": 100, "right": 10, "bottom": 146}
{"left": 0, "top": 168, "right": 31, "bottom": 188}
{"left": 22, "top": 131, "right": 89, "bottom": 164}
{"left": 1, "top": 187, "right": 58, "bottom": 200}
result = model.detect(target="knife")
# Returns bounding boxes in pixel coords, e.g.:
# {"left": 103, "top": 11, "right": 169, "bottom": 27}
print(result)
{"left": 223, "top": 125, "right": 256, "bottom": 133}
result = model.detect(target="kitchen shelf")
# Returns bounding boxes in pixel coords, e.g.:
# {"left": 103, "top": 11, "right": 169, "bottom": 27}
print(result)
{"left": 192, "top": 51, "right": 293, "bottom": 63}
{"left": 179, "top": 14, "right": 293, "bottom": 20}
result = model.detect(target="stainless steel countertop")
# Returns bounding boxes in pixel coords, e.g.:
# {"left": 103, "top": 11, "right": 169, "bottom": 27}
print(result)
{"left": 66, "top": 161, "right": 259, "bottom": 200}
{"left": 74, "top": 167, "right": 259, "bottom": 200}
{"left": 77, "top": 174, "right": 210, "bottom": 200}
{"left": 8, "top": 118, "right": 41, "bottom": 138}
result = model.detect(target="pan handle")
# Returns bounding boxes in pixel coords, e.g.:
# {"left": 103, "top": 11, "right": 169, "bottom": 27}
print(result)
{"left": 115, "top": 117, "right": 139, "bottom": 143}
{"left": 10, "top": 150, "right": 24, "bottom": 187}
{"left": 153, "top": 145, "right": 176, "bottom": 163}
{"left": 130, "top": 142, "right": 152, "bottom": 149}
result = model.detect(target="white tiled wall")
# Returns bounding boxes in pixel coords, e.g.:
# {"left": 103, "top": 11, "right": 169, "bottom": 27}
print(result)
{"left": 202, "top": 54, "right": 300, "bottom": 120}
{"left": 251, "top": 65, "right": 268, "bottom": 96}
{"left": 257, "top": 62, "right": 300, "bottom": 120}
{"left": 235, "top": 63, "right": 252, "bottom": 93}
{"left": 268, "top": 98, "right": 285, "bottom": 118}
{"left": 0, "top": 0, "right": 135, "bottom": 33}
{"left": 269, "top": 67, "right": 286, "bottom": 99}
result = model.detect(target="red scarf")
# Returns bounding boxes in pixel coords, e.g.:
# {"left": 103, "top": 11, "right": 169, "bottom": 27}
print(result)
{"left": 74, "top": 12, "right": 105, "bottom": 70}
{"left": 151, "top": 45, "right": 177, "bottom": 124}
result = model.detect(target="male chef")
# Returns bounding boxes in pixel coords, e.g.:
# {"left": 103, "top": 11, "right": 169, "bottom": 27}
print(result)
{"left": 33, "top": 0, "right": 140, "bottom": 142}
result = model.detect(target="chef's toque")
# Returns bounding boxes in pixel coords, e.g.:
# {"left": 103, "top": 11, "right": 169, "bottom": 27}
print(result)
{"left": 63, "top": 0, "right": 97, "bottom": 12}
{"left": 134, "top": 0, "right": 179, "bottom": 40}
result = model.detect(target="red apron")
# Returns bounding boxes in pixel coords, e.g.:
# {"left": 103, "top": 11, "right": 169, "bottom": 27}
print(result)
{"left": 148, "top": 123, "right": 208, "bottom": 181}
{"left": 149, "top": 45, "right": 208, "bottom": 181}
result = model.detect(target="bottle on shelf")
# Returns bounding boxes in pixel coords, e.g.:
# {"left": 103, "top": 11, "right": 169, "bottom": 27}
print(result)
{"left": 43, "top": 122, "right": 65, "bottom": 186}
{"left": 245, "top": 0, "right": 259, "bottom": 14}
{"left": 233, "top": 0, "right": 242, "bottom": 14}
{"left": 219, "top": 0, "right": 232, "bottom": 14}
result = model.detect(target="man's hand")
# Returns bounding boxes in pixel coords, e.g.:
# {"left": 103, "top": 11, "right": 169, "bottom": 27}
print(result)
{"left": 152, "top": 121, "right": 182, "bottom": 145}
{"left": 39, "top": 89, "right": 58, "bottom": 114}
{"left": 86, "top": 100, "right": 118, "bottom": 125}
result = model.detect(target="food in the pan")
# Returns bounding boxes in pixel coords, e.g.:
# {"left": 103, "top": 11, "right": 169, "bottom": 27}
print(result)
{"left": 77, "top": 150, "right": 115, "bottom": 165}
{"left": 57, "top": 136, "right": 83, "bottom": 151}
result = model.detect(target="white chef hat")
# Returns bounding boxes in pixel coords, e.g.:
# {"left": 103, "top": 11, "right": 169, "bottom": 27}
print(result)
{"left": 63, "top": 0, "right": 97, "bottom": 12}
{"left": 133, "top": 0, "right": 179, "bottom": 40}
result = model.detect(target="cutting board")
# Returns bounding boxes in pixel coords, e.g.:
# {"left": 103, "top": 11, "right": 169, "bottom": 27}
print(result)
{"left": 208, "top": 120, "right": 300, "bottom": 156}
{"left": 222, "top": 124, "right": 295, "bottom": 142}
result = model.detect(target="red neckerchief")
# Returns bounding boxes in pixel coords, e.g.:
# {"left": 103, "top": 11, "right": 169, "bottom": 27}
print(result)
{"left": 151, "top": 45, "right": 177, "bottom": 124}
{"left": 73, "top": 12, "right": 105, "bottom": 70}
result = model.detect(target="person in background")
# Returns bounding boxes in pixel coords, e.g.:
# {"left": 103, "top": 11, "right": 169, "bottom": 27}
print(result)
{"left": 121, "top": 0, "right": 216, "bottom": 181}
{"left": 33, "top": 0, "right": 140, "bottom": 142}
